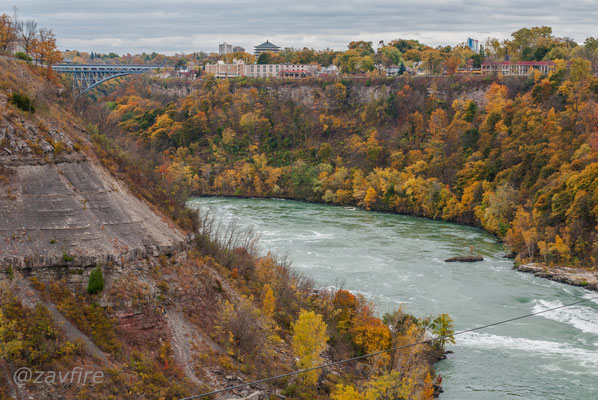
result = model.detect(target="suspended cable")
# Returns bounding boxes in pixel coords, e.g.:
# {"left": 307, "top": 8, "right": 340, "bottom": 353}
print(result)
{"left": 180, "top": 295, "right": 598, "bottom": 400}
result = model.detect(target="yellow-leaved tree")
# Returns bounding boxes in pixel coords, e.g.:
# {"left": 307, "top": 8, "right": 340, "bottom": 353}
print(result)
{"left": 262, "top": 284, "right": 275, "bottom": 318}
{"left": 332, "top": 370, "right": 417, "bottom": 400}
{"left": 291, "top": 310, "right": 328, "bottom": 386}
{"left": 363, "top": 187, "right": 378, "bottom": 209}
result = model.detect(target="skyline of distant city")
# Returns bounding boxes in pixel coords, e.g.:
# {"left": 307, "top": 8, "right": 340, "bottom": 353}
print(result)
{"left": 6, "top": 1, "right": 596, "bottom": 55}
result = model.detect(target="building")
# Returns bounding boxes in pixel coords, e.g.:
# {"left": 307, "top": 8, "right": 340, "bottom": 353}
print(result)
{"left": 205, "top": 59, "right": 245, "bottom": 78}
{"left": 243, "top": 63, "right": 318, "bottom": 78}
{"left": 233, "top": 46, "right": 245, "bottom": 53}
{"left": 219, "top": 42, "right": 233, "bottom": 55}
{"left": 481, "top": 60, "right": 556, "bottom": 76}
{"left": 254, "top": 40, "right": 281, "bottom": 56}
{"left": 205, "top": 61, "right": 319, "bottom": 79}
{"left": 244, "top": 63, "right": 282, "bottom": 78}
{"left": 174, "top": 67, "right": 196, "bottom": 79}
{"left": 318, "top": 64, "right": 339, "bottom": 76}
{"left": 278, "top": 64, "right": 319, "bottom": 78}
{"left": 467, "top": 38, "right": 479, "bottom": 53}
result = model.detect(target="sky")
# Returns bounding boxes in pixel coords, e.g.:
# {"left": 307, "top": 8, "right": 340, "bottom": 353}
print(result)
{"left": 6, "top": 0, "right": 598, "bottom": 55}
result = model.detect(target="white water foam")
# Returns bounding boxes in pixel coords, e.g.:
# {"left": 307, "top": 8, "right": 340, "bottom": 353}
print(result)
{"left": 458, "top": 332, "right": 598, "bottom": 370}
{"left": 583, "top": 293, "right": 598, "bottom": 304}
{"left": 532, "top": 299, "right": 598, "bottom": 335}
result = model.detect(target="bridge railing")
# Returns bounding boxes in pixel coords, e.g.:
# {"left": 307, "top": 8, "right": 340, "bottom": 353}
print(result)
{"left": 52, "top": 64, "right": 161, "bottom": 72}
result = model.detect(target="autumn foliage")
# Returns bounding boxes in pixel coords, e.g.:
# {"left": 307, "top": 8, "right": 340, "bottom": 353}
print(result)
{"left": 103, "top": 65, "right": 598, "bottom": 268}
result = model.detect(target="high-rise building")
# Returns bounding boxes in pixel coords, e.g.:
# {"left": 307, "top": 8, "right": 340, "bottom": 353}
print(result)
{"left": 467, "top": 38, "right": 479, "bottom": 53}
{"left": 233, "top": 46, "right": 245, "bottom": 53}
{"left": 219, "top": 42, "right": 233, "bottom": 55}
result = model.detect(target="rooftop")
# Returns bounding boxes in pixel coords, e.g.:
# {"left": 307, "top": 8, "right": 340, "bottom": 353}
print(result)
{"left": 255, "top": 40, "right": 280, "bottom": 49}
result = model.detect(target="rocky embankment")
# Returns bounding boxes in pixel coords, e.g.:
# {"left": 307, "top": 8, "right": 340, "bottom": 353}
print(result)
{"left": 0, "top": 112, "right": 187, "bottom": 273}
{"left": 515, "top": 263, "right": 598, "bottom": 292}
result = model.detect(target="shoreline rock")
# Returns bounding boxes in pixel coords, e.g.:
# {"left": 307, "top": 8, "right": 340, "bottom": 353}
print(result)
{"left": 514, "top": 263, "right": 598, "bottom": 292}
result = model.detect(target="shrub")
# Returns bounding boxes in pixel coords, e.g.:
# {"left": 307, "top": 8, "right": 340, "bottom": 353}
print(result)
{"left": 5, "top": 265, "right": 13, "bottom": 280}
{"left": 62, "top": 251, "right": 73, "bottom": 262}
{"left": 9, "top": 92, "right": 35, "bottom": 113}
{"left": 87, "top": 265, "right": 104, "bottom": 294}
{"left": 15, "top": 52, "right": 32, "bottom": 61}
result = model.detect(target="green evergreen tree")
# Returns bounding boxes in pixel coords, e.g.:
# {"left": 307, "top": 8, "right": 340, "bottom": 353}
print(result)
{"left": 87, "top": 265, "right": 104, "bottom": 294}
{"left": 398, "top": 61, "right": 406, "bottom": 75}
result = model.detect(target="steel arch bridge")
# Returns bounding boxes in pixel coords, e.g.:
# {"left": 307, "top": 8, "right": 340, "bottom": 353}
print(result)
{"left": 52, "top": 64, "right": 160, "bottom": 95}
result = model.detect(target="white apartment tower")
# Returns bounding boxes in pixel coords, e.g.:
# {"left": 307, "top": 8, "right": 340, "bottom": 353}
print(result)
{"left": 219, "top": 42, "right": 233, "bottom": 55}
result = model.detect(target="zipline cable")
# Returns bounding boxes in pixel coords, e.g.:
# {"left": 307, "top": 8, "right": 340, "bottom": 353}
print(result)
{"left": 180, "top": 295, "right": 598, "bottom": 400}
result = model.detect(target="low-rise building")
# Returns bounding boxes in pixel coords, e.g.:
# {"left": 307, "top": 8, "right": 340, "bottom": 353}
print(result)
{"left": 205, "top": 61, "right": 319, "bottom": 79}
{"left": 205, "top": 59, "right": 245, "bottom": 78}
{"left": 481, "top": 60, "right": 556, "bottom": 75}
{"left": 233, "top": 46, "right": 245, "bottom": 53}
{"left": 244, "top": 63, "right": 282, "bottom": 78}
{"left": 243, "top": 63, "right": 318, "bottom": 78}
{"left": 318, "top": 64, "right": 339, "bottom": 76}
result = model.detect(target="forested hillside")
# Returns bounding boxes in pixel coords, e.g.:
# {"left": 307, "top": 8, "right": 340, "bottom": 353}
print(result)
{"left": 1, "top": 58, "right": 449, "bottom": 399}
{"left": 102, "top": 62, "right": 598, "bottom": 267}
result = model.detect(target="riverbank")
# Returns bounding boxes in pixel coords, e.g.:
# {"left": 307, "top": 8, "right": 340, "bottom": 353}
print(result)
{"left": 194, "top": 195, "right": 598, "bottom": 294}
{"left": 189, "top": 196, "right": 598, "bottom": 400}
{"left": 515, "top": 263, "right": 598, "bottom": 292}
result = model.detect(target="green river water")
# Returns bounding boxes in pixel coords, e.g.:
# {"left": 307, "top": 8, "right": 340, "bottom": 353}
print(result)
{"left": 187, "top": 197, "right": 598, "bottom": 399}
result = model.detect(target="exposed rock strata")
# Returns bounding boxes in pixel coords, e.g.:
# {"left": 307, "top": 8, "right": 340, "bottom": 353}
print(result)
{"left": 0, "top": 115, "right": 186, "bottom": 271}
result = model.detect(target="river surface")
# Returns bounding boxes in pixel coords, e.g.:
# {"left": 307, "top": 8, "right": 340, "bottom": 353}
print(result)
{"left": 187, "top": 197, "right": 598, "bottom": 399}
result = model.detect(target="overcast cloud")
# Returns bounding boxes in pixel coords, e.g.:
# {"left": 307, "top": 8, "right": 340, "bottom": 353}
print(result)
{"left": 6, "top": 0, "right": 598, "bottom": 55}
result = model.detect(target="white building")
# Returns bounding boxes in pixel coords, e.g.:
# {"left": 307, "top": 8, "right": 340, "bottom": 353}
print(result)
{"left": 205, "top": 59, "right": 245, "bottom": 78}
{"left": 467, "top": 38, "right": 479, "bottom": 53}
{"left": 219, "top": 42, "right": 233, "bottom": 55}
{"left": 244, "top": 64, "right": 318, "bottom": 78}
{"left": 318, "top": 65, "right": 339, "bottom": 76}
{"left": 205, "top": 61, "right": 319, "bottom": 79}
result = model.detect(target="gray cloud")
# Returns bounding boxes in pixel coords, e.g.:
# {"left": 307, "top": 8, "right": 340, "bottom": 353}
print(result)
{"left": 7, "top": 0, "right": 598, "bottom": 54}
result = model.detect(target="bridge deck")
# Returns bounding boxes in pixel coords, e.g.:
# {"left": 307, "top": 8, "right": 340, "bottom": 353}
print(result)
{"left": 53, "top": 64, "right": 160, "bottom": 72}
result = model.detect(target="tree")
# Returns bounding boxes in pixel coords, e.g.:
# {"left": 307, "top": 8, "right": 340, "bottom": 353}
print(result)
{"left": 0, "top": 309, "right": 24, "bottom": 359}
{"left": 87, "top": 265, "right": 104, "bottom": 294}
{"left": 331, "top": 384, "right": 365, "bottom": 400}
{"left": 348, "top": 40, "right": 374, "bottom": 55}
{"left": 291, "top": 310, "right": 328, "bottom": 386}
{"left": 379, "top": 45, "right": 403, "bottom": 66}
{"left": 403, "top": 49, "right": 421, "bottom": 62}
{"left": 364, "top": 370, "right": 416, "bottom": 400}
{"left": 15, "top": 18, "right": 37, "bottom": 60}
{"left": 570, "top": 58, "right": 592, "bottom": 83}
{"left": 257, "top": 51, "right": 273, "bottom": 64}
{"left": 262, "top": 284, "right": 275, "bottom": 318}
{"left": 421, "top": 49, "right": 444, "bottom": 75}
{"left": 359, "top": 55, "right": 375, "bottom": 72}
{"left": 0, "top": 14, "right": 16, "bottom": 54}
{"left": 443, "top": 56, "right": 461, "bottom": 75}
{"left": 428, "top": 313, "right": 455, "bottom": 350}
{"left": 34, "top": 28, "right": 62, "bottom": 74}
{"left": 363, "top": 187, "right": 378, "bottom": 209}
{"left": 398, "top": 61, "right": 406, "bottom": 75}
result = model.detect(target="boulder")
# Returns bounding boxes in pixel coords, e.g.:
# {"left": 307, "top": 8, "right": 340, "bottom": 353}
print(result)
{"left": 444, "top": 255, "right": 484, "bottom": 262}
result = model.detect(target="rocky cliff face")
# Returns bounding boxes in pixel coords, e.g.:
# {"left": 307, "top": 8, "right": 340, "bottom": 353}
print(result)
{"left": 0, "top": 108, "right": 186, "bottom": 272}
